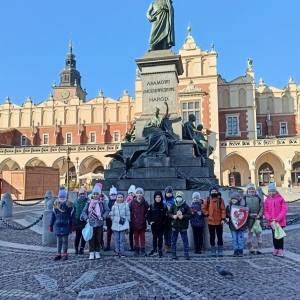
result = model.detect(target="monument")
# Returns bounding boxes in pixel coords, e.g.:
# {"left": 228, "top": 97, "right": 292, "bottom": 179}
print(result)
{"left": 100, "top": 0, "right": 217, "bottom": 192}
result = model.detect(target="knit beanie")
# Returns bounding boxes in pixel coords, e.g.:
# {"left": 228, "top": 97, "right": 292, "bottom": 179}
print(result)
{"left": 268, "top": 183, "right": 276, "bottom": 191}
{"left": 135, "top": 187, "right": 144, "bottom": 195}
{"left": 175, "top": 191, "right": 185, "bottom": 199}
{"left": 109, "top": 185, "right": 117, "bottom": 195}
{"left": 209, "top": 185, "right": 219, "bottom": 193}
{"left": 117, "top": 191, "right": 125, "bottom": 198}
{"left": 153, "top": 191, "right": 163, "bottom": 200}
{"left": 95, "top": 183, "right": 102, "bottom": 190}
{"left": 92, "top": 185, "right": 101, "bottom": 194}
{"left": 165, "top": 186, "right": 173, "bottom": 194}
{"left": 230, "top": 192, "right": 241, "bottom": 200}
{"left": 128, "top": 185, "right": 136, "bottom": 194}
{"left": 192, "top": 192, "right": 200, "bottom": 199}
{"left": 246, "top": 183, "right": 255, "bottom": 190}
{"left": 78, "top": 188, "right": 86, "bottom": 195}
{"left": 58, "top": 187, "right": 67, "bottom": 198}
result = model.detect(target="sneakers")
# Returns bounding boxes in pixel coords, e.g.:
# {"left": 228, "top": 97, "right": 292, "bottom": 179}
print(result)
{"left": 273, "top": 249, "right": 279, "bottom": 256}
{"left": 198, "top": 246, "right": 203, "bottom": 254}
{"left": 158, "top": 250, "right": 163, "bottom": 258}
{"left": 79, "top": 247, "right": 84, "bottom": 254}
{"left": 62, "top": 254, "right": 68, "bottom": 260}
{"left": 184, "top": 252, "right": 190, "bottom": 260}
{"left": 211, "top": 246, "right": 216, "bottom": 257}
{"left": 95, "top": 252, "right": 101, "bottom": 259}
{"left": 217, "top": 246, "right": 223, "bottom": 257}
{"left": 134, "top": 247, "right": 140, "bottom": 257}
{"left": 238, "top": 250, "right": 243, "bottom": 257}
{"left": 74, "top": 248, "right": 79, "bottom": 254}
{"left": 149, "top": 250, "right": 158, "bottom": 257}
{"left": 115, "top": 252, "right": 120, "bottom": 257}
{"left": 120, "top": 253, "right": 126, "bottom": 258}
{"left": 103, "top": 246, "right": 111, "bottom": 251}
{"left": 172, "top": 252, "right": 178, "bottom": 260}
{"left": 277, "top": 249, "right": 284, "bottom": 257}
{"left": 54, "top": 254, "right": 61, "bottom": 261}
{"left": 89, "top": 252, "right": 95, "bottom": 260}
{"left": 233, "top": 250, "right": 238, "bottom": 257}
{"left": 140, "top": 248, "right": 147, "bottom": 257}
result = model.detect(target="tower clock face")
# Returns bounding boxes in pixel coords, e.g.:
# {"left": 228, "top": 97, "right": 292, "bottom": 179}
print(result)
{"left": 61, "top": 90, "right": 70, "bottom": 99}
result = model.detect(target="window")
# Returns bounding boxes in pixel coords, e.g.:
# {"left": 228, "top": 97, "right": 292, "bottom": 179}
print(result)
{"left": 181, "top": 101, "right": 201, "bottom": 126}
{"left": 226, "top": 115, "right": 239, "bottom": 136}
{"left": 114, "top": 131, "right": 120, "bottom": 142}
{"left": 43, "top": 134, "right": 49, "bottom": 145}
{"left": 90, "top": 132, "right": 96, "bottom": 143}
{"left": 257, "top": 123, "right": 262, "bottom": 136}
{"left": 21, "top": 135, "right": 27, "bottom": 146}
{"left": 280, "top": 122, "right": 287, "bottom": 135}
{"left": 66, "top": 133, "right": 72, "bottom": 144}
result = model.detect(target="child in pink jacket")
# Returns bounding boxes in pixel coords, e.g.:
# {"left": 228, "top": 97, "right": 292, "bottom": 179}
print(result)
{"left": 264, "top": 183, "right": 288, "bottom": 257}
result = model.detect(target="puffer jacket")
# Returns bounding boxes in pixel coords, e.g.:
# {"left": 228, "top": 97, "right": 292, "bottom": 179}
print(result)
{"left": 147, "top": 202, "right": 168, "bottom": 230}
{"left": 80, "top": 199, "right": 110, "bottom": 228}
{"left": 243, "top": 194, "right": 263, "bottom": 228}
{"left": 190, "top": 201, "right": 205, "bottom": 227}
{"left": 109, "top": 202, "right": 130, "bottom": 231}
{"left": 130, "top": 198, "right": 149, "bottom": 231}
{"left": 264, "top": 193, "right": 288, "bottom": 227}
{"left": 202, "top": 195, "right": 226, "bottom": 225}
{"left": 168, "top": 201, "right": 192, "bottom": 232}
{"left": 74, "top": 197, "right": 88, "bottom": 230}
{"left": 49, "top": 201, "right": 75, "bottom": 236}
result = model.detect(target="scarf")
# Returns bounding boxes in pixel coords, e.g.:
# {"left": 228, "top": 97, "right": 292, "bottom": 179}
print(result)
{"left": 88, "top": 199, "right": 103, "bottom": 220}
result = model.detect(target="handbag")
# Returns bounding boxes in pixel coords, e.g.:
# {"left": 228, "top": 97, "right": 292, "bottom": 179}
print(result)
{"left": 118, "top": 205, "right": 126, "bottom": 225}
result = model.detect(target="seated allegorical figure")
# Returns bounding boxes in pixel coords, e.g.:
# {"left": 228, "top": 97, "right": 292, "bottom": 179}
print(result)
{"left": 194, "top": 124, "right": 214, "bottom": 158}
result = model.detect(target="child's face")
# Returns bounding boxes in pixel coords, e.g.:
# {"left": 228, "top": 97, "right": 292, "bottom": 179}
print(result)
{"left": 248, "top": 188, "right": 256, "bottom": 195}
{"left": 166, "top": 192, "right": 173, "bottom": 198}
{"left": 210, "top": 189, "right": 218, "bottom": 194}
{"left": 93, "top": 192, "right": 100, "bottom": 198}
{"left": 231, "top": 199, "right": 238, "bottom": 205}
{"left": 110, "top": 194, "right": 117, "bottom": 200}
{"left": 128, "top": 192, "right": 134, "bottom": 197}
{"left": 136, "top": 191, "right": 143, "bottom": 200}
{"left": 59, "top": 196, "right": 66, "bottom": 201}
{"left": 268, "top": 190, "right": 276, "bottom": 198}
{"left": 193, "top": 197, "right": 200, "bottom": 202}
{"left": 116, "top": 194, "right": 124, "bottom": 203}
{"left": 155, "top": 195, "right": 162, "bottom": 202}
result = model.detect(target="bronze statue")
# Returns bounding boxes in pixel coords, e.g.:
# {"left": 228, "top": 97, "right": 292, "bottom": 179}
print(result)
{"left": 142, "top": 101, "right": 176, "bottom": 157}
{"left": 194, "top": 124, "right": 214, "bottom": 158}
{"left": 147, "top": 0, "right": 175, "bottom": 51}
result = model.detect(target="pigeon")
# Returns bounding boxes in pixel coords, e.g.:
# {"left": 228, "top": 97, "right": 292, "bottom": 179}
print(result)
{"left": 216, "top": 265, "right": 233, "bottom": 277}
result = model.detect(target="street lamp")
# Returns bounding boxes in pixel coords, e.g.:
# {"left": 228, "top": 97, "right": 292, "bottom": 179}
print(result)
{"left": 75, "top": 157, "right": 79, "bottom": 186}
{"left": 66, "top": 146, "right": 71, "bottom": 194}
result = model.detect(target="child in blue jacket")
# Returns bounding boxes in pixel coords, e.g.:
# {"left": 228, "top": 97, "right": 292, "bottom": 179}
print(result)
{"left": 49, "top": 187, "right": 76, "bottom": 261}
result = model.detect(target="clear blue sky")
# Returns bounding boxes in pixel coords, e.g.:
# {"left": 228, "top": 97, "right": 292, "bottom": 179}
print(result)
{"left": 0, "top": 0, "right": 299, "bottom": 106}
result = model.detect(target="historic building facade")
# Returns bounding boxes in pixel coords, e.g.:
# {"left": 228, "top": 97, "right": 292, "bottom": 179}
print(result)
{"left": 1, "top": 28, "right": 300, "bottom": 188}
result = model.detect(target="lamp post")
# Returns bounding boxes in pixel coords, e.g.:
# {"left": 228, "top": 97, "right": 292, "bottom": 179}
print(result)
{"left": 75, "top": 157, "right": 79, "bottom": 186}
{"left": 66, "top": 146, "right": 71, "bottom": 194}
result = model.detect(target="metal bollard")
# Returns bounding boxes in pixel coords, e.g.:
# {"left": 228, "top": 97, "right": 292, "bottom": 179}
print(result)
{"left": 0, "top": 193, "right": 13, "bottom": 218}
{"left": 42, "top": 191, "right": 56, "bottom": 245}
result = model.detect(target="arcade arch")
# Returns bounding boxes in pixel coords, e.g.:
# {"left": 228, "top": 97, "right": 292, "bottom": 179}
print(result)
{"left": 25, "top": 157, "right": 47, "bottom": 167}
{"left": 0, "top": 158, "right": 20, "bottom": 171}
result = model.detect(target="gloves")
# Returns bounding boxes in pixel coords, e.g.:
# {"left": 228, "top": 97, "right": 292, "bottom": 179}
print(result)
{"left": 71, "top": 225, "right": 76, "bottom": 232}
{"left": 49, "top": 226, "right": 53, "bottom": 232}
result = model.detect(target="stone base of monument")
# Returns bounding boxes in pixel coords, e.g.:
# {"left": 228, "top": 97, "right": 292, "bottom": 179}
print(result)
{"left": 101, "top": 140, "right": 217, "bottom": 191}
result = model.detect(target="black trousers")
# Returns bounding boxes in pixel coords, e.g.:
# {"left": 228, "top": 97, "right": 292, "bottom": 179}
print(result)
{"left": 75, "top": 229, "right": 86, "bottom": 249}
{"left": 208, "top": 224, "right": 223, "bottom": 246}
{"left": 152, "top": 228, "right": 164, "bottom": 251}
{"left": 272, "top": 227, "right": 285, "bottom": 250}
{"left": 129, "top": 222, "right": 134, "bottom": 248}
{"left": 192, "top": 226, "right": 204, "bottom": 247}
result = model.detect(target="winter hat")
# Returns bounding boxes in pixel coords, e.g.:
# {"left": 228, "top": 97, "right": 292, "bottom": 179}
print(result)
{"left": 78, "top": 188, "right": 86, "bottom": 195}
{"left": 230, "top": 192, "right": 241, "bottom": 200}
{"left": 165, "top": 186, "right": 173, "bottom": 194}
{"left": 153, "top": 191, "right": 163, "bottom": 200}
{"left": 246, "top": 183, "right": 255, "bottom": 190}
{"left": 92, "top": 185, "right": 101, "bottom": 194}
{"left": 128, "top": 185, "right": 136, "bottom": 194}
{"left": 58, "top": 187, "right": 67, "bottom": 198}
{"left": 135, "top": 187, "right": 144, "bottom": 195}
{"left": 95, "top": 183, "right": 102, "bottom": 190}
{"left": 175, "top": 191, "right": 185, "bottom": 199}
{"left": 192, "top": 192, "right": 200, "bottom": 199}
{"left": 109, "top": 185, "right": 117, "bottom": 195}
{"left": 117, "top": 191, "right": 125, "bottom": 198}
{"left": 268, "top": 183, "right": 276, "bottom": 191}
{"left": 209, "top": 185, "right": 219, "bottom": 193}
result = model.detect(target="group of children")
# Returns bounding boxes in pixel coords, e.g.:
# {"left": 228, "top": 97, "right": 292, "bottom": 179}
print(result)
{"left": 49, "top": 181, "right": 288, "bottom": 260}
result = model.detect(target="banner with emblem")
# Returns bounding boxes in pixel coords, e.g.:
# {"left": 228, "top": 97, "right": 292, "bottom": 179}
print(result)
{"left": 230, "top": 205, "right": 249, "bottom": 230}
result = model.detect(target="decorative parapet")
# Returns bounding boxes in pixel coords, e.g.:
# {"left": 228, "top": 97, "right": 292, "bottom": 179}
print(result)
{"left": 0, "top": 144, "right": 119, "bottom": 155}
{"left": 220, "top": 138, "right": 300, "bottom": 148}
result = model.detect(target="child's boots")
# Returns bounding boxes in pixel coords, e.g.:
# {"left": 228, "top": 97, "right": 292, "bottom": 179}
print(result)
{"left": 172, "top": 252, "right": 178, "bottom": 260}
{"left": 210, "top": 246, "right": 216, "bottom": 257}
{"left": 247, "top": 242, "right": 255, "bottom": 254}
{"left": 217, "top": 246, "right": 223, "bottom": 257}
{"left": 198, "top": 246, "right": 203, "bottom": 254}
{"left": 256, "top": 243, "right": 262, "bottom": 255}
{"left": 79, "top": 247, "right": 84, "bottom": 254}
{"left": 184, "top": 252, "right": 190, "bottom": 260}
{"left": 140, "top": 248, "right": 147, "bottom": 257}
{"left": 54, "top": 253, "right": 61, "bottom": 261}
{"left": 89, "top": 252, "right": 95, "bottom": 260}
{"left": 134, "top": 247, "right": 140, "bottom": 257}
{"left": 62, "top": 253, "right": 68, "bottom": 260}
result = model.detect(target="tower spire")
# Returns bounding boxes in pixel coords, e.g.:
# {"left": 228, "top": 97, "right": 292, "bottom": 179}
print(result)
{"left": 69, "top": 39, "right": 73, "bottom": 54}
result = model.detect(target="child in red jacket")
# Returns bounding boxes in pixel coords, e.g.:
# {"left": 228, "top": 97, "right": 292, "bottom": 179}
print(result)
{"left": 264, "top": 183, "right": 288, "bottom": 257}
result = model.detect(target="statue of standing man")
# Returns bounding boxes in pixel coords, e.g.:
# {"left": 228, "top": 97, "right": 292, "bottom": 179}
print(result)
{"left": 147, "top": 0, "right": 175, "bottom": 51}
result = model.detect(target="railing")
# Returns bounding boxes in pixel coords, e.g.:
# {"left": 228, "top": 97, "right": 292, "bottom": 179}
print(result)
{"left": 220, "top": 137, "right": 300, "bottom": 148}
{"left": 0, "top": 143, "right": 119, "bottom": 155}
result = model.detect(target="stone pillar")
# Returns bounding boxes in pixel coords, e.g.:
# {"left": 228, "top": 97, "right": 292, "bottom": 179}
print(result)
{"left": 135, "top": 50, "right": 184, "bottom": 140}
{"left": 0, "top": 193, "right": 13, "bottom": 218}
{"left": 42, "top": 191, "right": 56, "bottom": 245}
{"left": 250, "top": 168, "right": 257, "bottom": 186}
{"left": 43, "top": 190, "right": 54, "bottom": 209}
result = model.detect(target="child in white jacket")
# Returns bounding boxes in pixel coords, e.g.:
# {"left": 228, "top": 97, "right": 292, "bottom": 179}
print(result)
{"left": 109, "top": 191, "right": 131, "bottom": 258}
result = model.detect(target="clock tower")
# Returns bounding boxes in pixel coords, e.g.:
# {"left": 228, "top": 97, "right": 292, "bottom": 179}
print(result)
{"left": 52, "top": 40, "right": 87, "bottom": 102}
